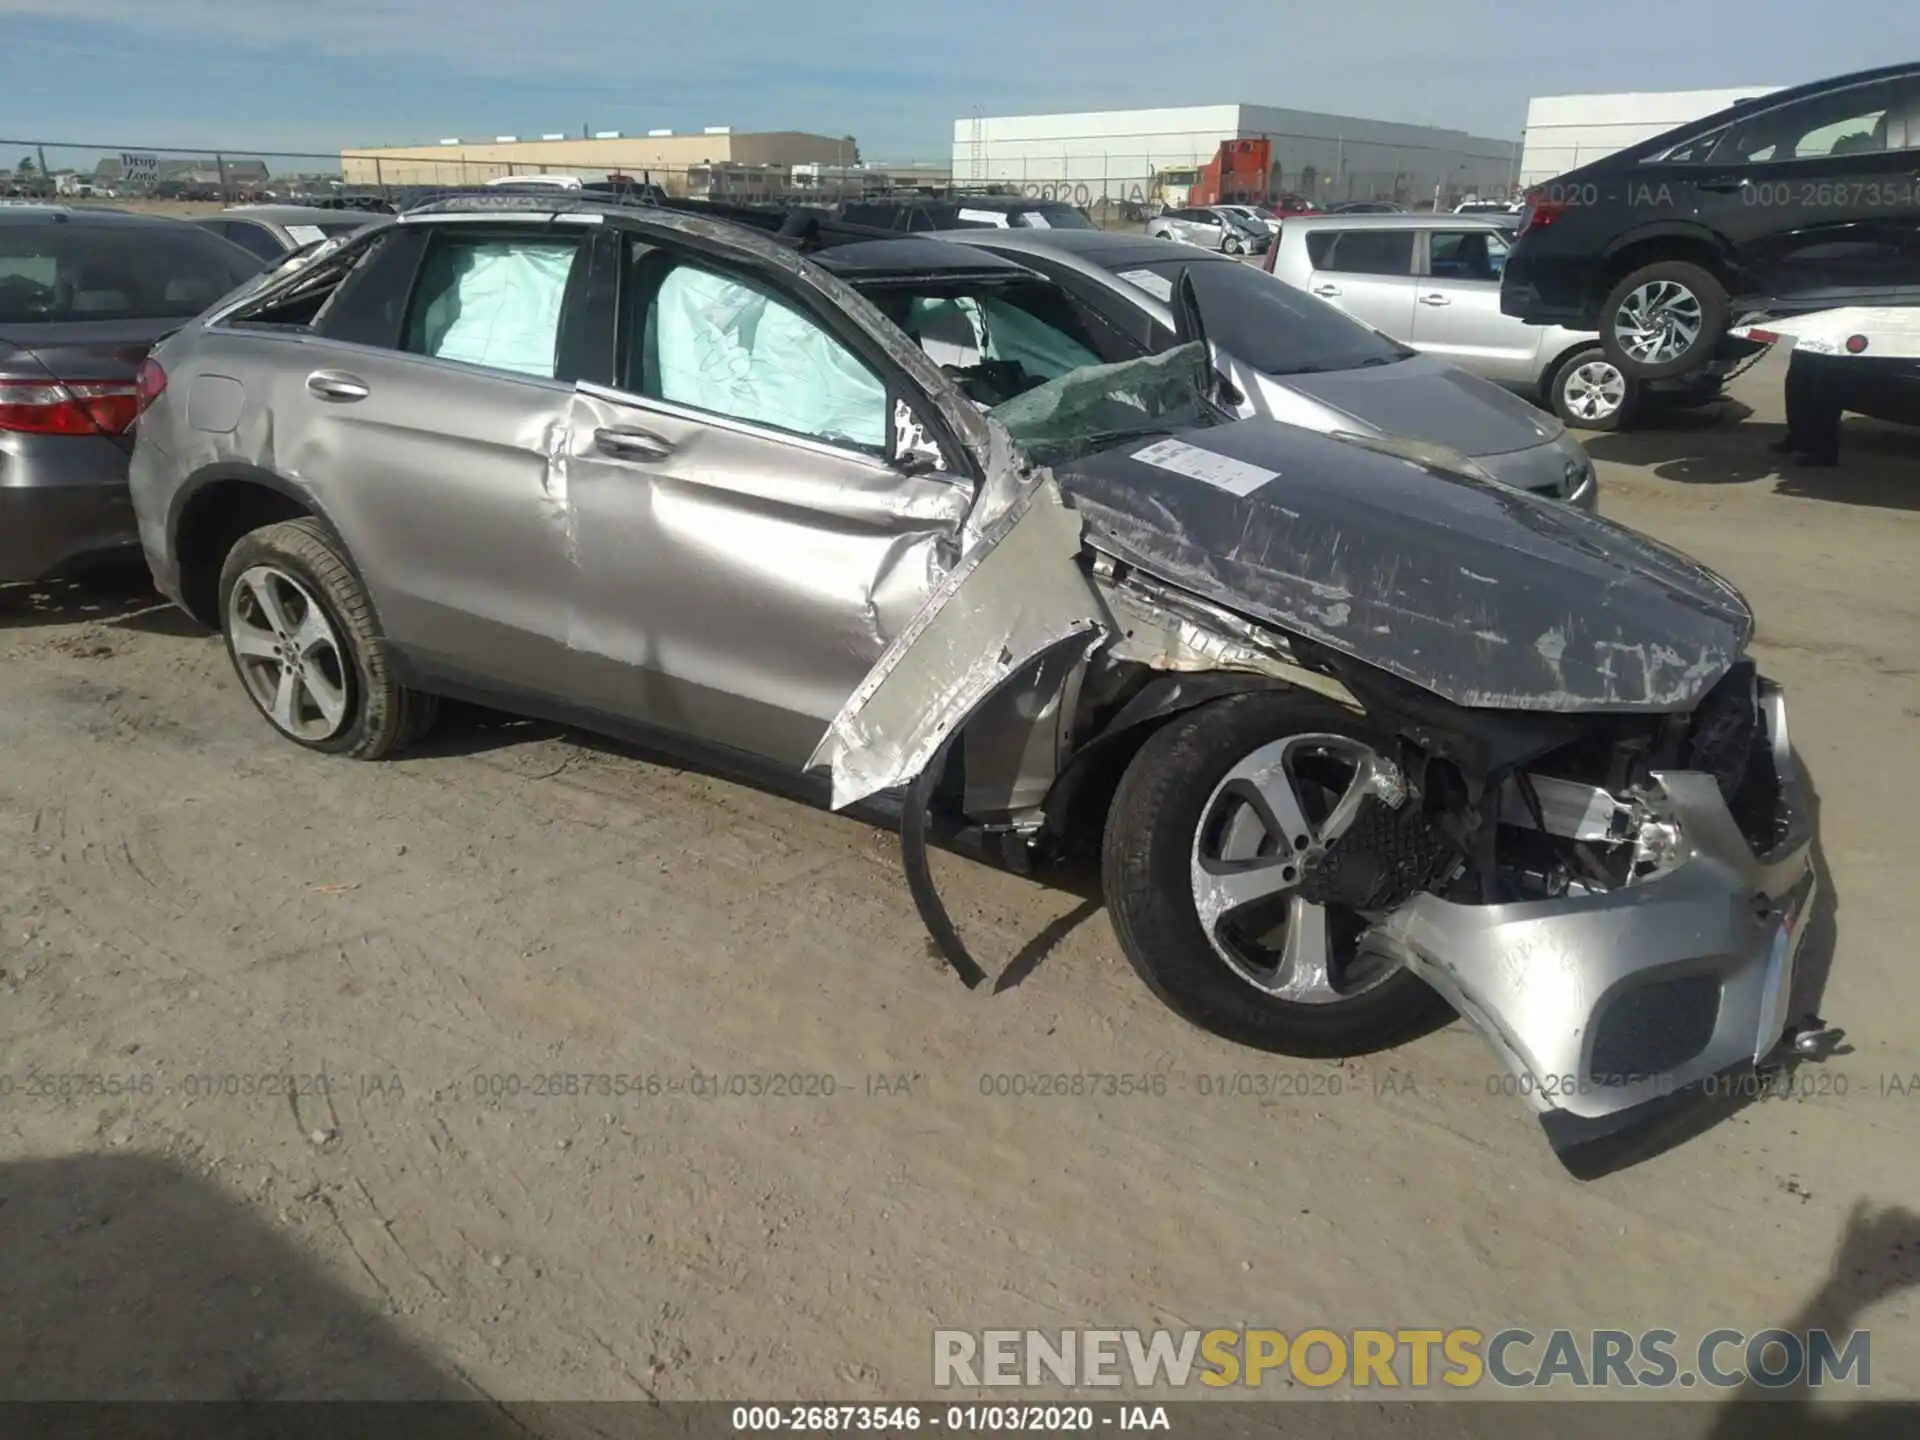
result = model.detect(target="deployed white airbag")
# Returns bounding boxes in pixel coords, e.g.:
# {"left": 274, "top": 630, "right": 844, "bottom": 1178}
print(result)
{"left": 651, "top": 266, "right": 887, "bottom": 448}
{"left": 408, "top": 240, "right": 576, "bottom": 378}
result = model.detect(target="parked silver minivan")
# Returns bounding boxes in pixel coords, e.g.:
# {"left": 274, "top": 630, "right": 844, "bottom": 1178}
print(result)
{"left": 1268, "top": 214, "right": 1739, "bottom": 430}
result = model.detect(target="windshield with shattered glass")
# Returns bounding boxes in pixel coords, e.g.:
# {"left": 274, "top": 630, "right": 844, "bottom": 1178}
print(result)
{"left": 857, "top": 273, "right": 1214, "bottom": 464}
{"left": 987, "top": 343, "right": 1212, "bottom": 464}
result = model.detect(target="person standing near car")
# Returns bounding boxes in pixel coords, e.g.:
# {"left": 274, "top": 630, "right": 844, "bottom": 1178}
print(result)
{"left": 1772, "top": 346, "right": 1849, "bottom": 467}
{"left": 1771, "top": 340, "right": 1920, "bottom": 467}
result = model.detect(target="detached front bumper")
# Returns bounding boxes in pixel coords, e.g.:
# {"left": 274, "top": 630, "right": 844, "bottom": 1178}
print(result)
{"left": 1379, "top": 681, "right": 1815, "bottom": 1139}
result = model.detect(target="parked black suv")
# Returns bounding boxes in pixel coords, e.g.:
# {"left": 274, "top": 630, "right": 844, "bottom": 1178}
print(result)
{"left": 1502, "top": 62, "right": 1920, "bottom": 380}
{"left": 833, "top": 194, "right": 1095, "bottom": 232}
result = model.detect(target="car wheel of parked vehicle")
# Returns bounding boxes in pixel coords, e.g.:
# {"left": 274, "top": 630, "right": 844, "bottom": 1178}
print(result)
{"left": 217, "top": 517, "right": 437, "bottom": 759}
{"left": 1548, "top": 347, "right": 1637, "bottom": 431}
{"left": 1102, "top": 691, "right": 1454, "bottom": 1057}
{"left": 1599, "top": 261, "right": 1729, "bottom": 381}
{"left": 1222, "top": 234, "right": 1244, "bottom": 255}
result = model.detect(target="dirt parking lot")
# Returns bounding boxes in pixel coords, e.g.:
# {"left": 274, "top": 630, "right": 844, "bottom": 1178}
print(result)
{"left": 2, "top": 352, "right": 1917, "bottom": 1417}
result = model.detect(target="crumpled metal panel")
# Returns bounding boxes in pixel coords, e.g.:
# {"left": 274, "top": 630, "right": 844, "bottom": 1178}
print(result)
{"left": 807, "top": 473, "right": 1103, "bottom": 810}
{"left": 1053, "top": 419, "right": 1754, "bottom": 713}
{"left": 1379, "top": 681, "right": 1816, "bottom": 1128}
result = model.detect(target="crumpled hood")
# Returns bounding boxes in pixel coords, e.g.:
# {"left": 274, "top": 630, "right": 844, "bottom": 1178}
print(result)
{"left": 1283, "top": 351, "right": 1564, "bottom": 457}
{"left": 1054, "top": 419, "right": 1753, "bottom": 712}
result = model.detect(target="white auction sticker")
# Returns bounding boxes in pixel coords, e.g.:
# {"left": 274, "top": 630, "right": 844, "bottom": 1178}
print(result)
{"left": 284, "top": 224, "right": 327, "bottom": 245}
{"left": 957, "top": 208, "right": 1011, "bottom": 227}
{"left": 1115, "top": 268, "right": 1175, "bottom": 302}
{"left": 1132, "top": 438, "right": 1278, "bottom": 496}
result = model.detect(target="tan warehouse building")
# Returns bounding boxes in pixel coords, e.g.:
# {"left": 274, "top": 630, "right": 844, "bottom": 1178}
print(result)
{"left": 340, "top": 130, "right": 858, "bottom": 190}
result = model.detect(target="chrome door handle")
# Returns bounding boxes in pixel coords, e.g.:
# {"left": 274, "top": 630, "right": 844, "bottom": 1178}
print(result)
{"left": 1311, "top": 283, "right": 1342, "bottom": 297}
{"left": 1698, "top": 174, "right": 1750, "bottom": 194}
{"left": 595, "top": 425, "right": 674, "bottom": 462}
{"left": 1419, "top": 293, "right": 1452, "bottom": 306}
{"left": 306, "top": 371, "right": 369, "bottom": 402}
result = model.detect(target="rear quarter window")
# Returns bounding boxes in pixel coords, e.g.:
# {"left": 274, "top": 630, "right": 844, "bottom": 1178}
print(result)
{"left": 0, "top": 222, "right": 260, "bottom": 324}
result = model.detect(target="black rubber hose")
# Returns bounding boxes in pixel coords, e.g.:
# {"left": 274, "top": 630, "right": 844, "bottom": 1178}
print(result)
{"left": 896, "top": 629, "right": 1100, "bottom": 992}
{"left": 902, "top": 726, "right": 988, "bottom": 991}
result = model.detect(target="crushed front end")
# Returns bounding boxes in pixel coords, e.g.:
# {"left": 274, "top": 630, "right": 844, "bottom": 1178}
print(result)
{"left": 1375, "top": 661, "right": 1817, "bottom": 1146}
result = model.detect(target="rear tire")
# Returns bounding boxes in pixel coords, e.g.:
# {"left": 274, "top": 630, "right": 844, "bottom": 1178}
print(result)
{"left": 217, "top": 517, "right": 436, "bottom": 760}
{"left": 1599, "top": 260, "right": 1729, "bottom": 381}
{"left": 1548, "top": 346, "right": 1638, "bottom": 431}
{"left": 1102, "top": 692, "right": 1454, "bottom": 1057}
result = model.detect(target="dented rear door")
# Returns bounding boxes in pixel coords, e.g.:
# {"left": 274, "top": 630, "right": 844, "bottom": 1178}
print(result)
{"left": 266, "top": 223, "right": 587, "bottom": 690}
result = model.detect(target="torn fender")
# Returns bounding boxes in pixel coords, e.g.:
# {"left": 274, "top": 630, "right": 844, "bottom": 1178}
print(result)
{"left": 807, "top": 473, "right": 1105, "bottom": 810}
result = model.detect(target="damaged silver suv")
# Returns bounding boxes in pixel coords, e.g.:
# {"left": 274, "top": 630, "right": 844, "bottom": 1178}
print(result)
{"left": 127, "top": 195, "right": 1819, "bottom": 1157}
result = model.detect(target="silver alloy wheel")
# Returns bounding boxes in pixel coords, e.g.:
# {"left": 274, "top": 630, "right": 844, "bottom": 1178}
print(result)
{"left": 1223, "top": 234, "right": 1243, "bottom": 254}
{"left": 1562, "top": 359, "right": 1628, "bottom": 421}
{"left": 1189, "top": 733, "right": 1403, "bottom": 1004}
{"left": 1614, "top": 280, "right": 1704, "bottom": 364}
{"left": 227, "top": 565, "right": 351, "bottom": 742}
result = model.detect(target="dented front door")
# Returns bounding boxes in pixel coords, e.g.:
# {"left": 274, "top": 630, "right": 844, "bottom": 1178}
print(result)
{"left": 808, "top": 473, "right": 1107, "bottom": 811}
{"left": 562, "top": 384, "right": 970, "bottom": 767}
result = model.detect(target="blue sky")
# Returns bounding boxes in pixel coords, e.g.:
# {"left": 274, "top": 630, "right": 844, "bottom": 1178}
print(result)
{"left": 0, "top": 0, "right": 1915, "bottom": 166}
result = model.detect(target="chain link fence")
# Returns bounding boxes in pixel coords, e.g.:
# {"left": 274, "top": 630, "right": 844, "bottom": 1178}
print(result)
{"left": 0, "top": 138, "right": 956, "bottom": 213}
{"left": 0, "top": 135, "right": 1518, "bottom": 226}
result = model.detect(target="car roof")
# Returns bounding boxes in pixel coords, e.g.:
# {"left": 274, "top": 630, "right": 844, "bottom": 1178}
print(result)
{"left": 856, "top": 194, "right": 1079, "bottom": 211}
{"left": 812, "top": 236, "right": 1032, "bottom": 279}
{"left": 932, "top": 227, "right": 1243, "bottom": 268}
{"left": 1573, "top": 61, "right": 1920, "bottom": 172}
{"left": 1281, "top": 212, "right": 1510, "bottom": 230}
{"left": 218, "top": 205, "right": 382, "bottom": 225}
{"left": 0, "top": 205, "right": 197, "bottom": 228}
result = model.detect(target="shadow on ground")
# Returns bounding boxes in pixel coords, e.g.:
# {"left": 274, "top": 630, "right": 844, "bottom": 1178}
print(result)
{"left": 1588, "top": 411, "right": 1920, "bottom": 511}
{"left": 0, "top": 1154, "right": 512, "bottom": 1420}
{"left": 0, "top": 564, "right": 169, "bottom": 631}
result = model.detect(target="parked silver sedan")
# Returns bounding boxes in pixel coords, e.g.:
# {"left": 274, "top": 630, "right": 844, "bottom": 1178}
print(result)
{"left": 124, "top": 197, "right": 1815, "bottom": 1161}
{"left": 1268, "top": 213, "right": 1743, "bottom": 430}
{"left": 937, "top": 227, "right": 1596, "bottom": 505}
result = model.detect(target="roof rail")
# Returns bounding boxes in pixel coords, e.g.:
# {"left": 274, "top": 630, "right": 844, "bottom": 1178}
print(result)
{"left": 396, "top": 187, "right": 909, "bottom": 252}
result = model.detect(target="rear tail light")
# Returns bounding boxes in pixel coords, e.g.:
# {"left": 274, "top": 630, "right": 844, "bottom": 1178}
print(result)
{"left": 0, "top": 379, "right": 142, "bottom": 436}
{"left": 1516, "top": 191, "right": 1568, "bottom": 236}
{"left": 136, "top": 356, "right": 168, "bottom": 412}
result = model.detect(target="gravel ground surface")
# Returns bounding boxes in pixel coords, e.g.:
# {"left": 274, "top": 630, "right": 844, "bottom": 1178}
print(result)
{"left": 1, "top": 351, "right": 1916, "bottom": 1421}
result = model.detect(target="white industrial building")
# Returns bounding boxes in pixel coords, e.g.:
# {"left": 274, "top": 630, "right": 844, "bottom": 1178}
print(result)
{"left": 951, "top": 105, "right": 1519, "bottom": 211}
{"left": 1517, "top": 88, "right": 1780, "bottom": 185}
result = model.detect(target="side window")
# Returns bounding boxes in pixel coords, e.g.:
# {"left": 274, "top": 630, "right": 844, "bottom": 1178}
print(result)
{"left": 626, "top": 256, "right": 887, "bottom": 452}
{"left": 1321, "top": 230, "right": 1415, "bottom": 277}
{"left": 1304, "top": 231, "right": 1339, "bottom": 268}
{"left": 1428, "top": 230, "right": 1507, "bottom": 282}
{"left": 1713, "top": 81, "right": 1899, "bottom": 164}
{"left": 401, "top": 233, "right": 584, "bottom": 379}
{"left": 222, "top": 222, "right": 285, "bottom": 264}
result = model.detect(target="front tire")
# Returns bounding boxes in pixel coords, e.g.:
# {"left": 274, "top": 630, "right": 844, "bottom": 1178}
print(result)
{"left": 1599, "top": 260, "right": 1728, "bottom": 381}
{"left": 1223, "top": 234, "right": 1244, "bottom": 255}
{"left": 1102, "top": 692, "right": 1454, "bottom": 1057}
{"left": 1548, "top": 346, "right": 1638, "bottom": 431}
{"left": 217, "top": 517, "right": 437, "bottom": 759}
